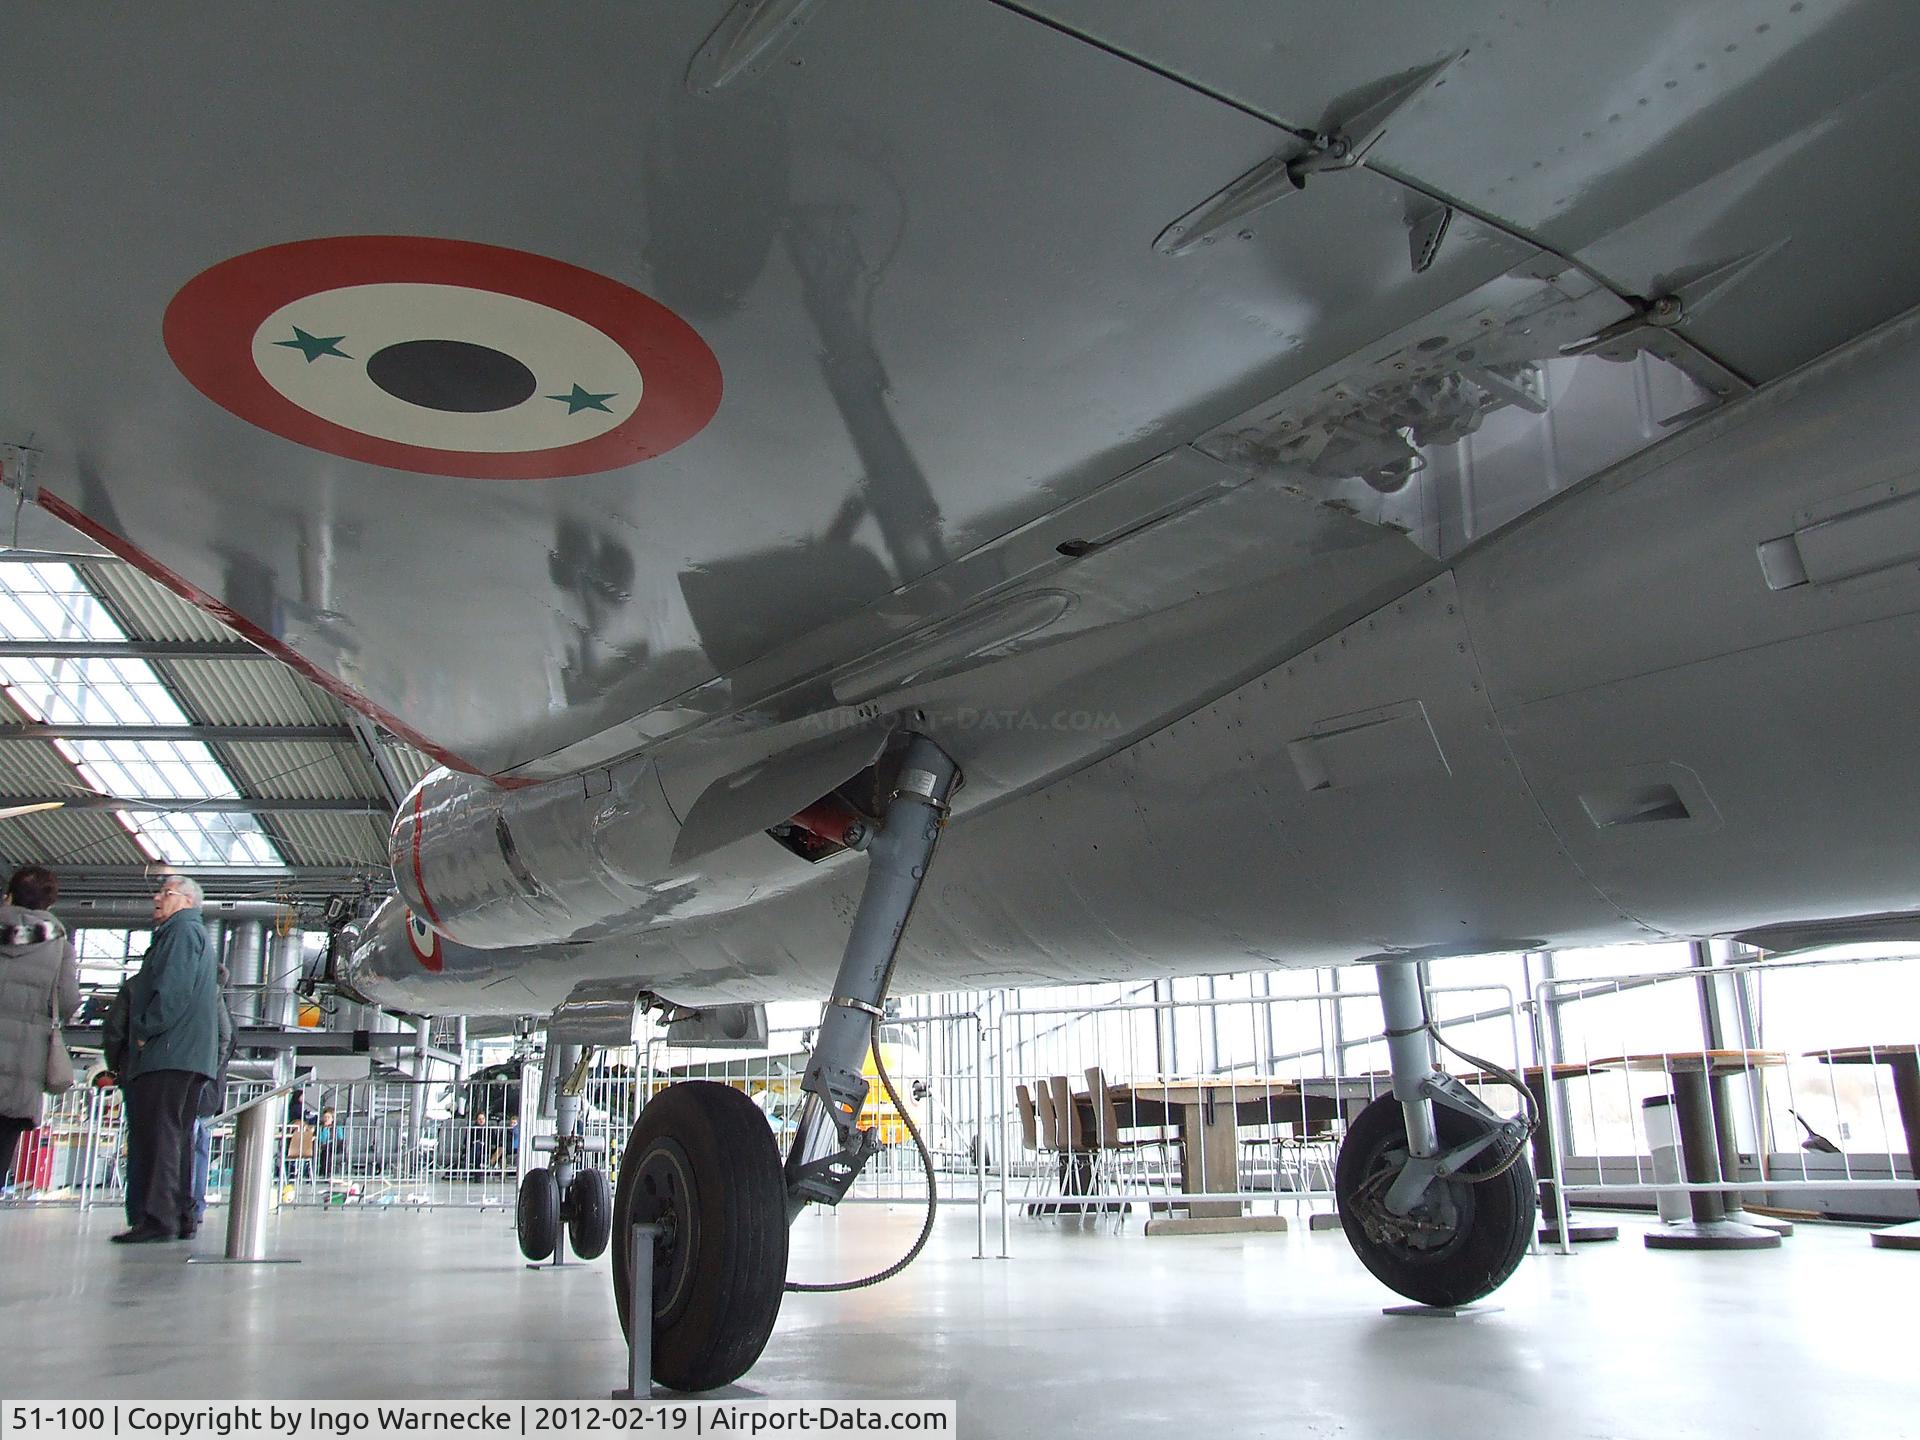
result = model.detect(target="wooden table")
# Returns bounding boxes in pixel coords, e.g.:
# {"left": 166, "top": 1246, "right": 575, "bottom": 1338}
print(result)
{"left": 1810, "top": 1044, "right": 1920, "bottom": 1250}
{"left": 1105, "top": 1079, "right": 1342, "bottom": 1233}
{"left": 1294, "top": 1075, "right": 1394, "bottom": 1112}
{"left": 1591, "top": 1051, "right": 1788, "bottom": 1250}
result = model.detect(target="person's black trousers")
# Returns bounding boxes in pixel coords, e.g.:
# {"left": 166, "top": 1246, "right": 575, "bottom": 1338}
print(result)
{"left": 122, "top": 1088, "right": 144, "bottom": 1226}
{"left": 0, "top": 1114, "right": 34, "bottom": 1187}
{"left": 124, "top": 1070, "right": 207, "bottom": 1233}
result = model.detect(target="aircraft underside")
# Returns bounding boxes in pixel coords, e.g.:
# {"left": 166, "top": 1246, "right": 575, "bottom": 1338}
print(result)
{"left": 348, "top": 295, "right": 1920, "bottom": 1020}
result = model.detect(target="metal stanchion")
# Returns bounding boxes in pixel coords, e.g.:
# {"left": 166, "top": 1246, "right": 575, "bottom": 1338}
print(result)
{"left": 974, "top": 1014, "right": 987, "bottom": 1260}
{"left": 613, "top": 1221, "right": 662, "bottom": 1400}
{"left": 78, "top": 1088, "right": 102, "bottom": 1212}
{"left": 188, "top": 1090, "right": 299, "bottom": 1265}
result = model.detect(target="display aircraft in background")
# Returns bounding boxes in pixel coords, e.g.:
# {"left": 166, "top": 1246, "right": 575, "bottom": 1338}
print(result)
{"left": 7, "top": 0, "right": 1920, "bottom": 1393}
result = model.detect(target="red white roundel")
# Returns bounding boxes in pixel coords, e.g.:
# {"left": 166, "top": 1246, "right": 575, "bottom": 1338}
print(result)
{"left": 405, "top": 910, "right": 443, "bottom": 972}
{"left": 163, "top": 236, "right": 722, "bottom": 479}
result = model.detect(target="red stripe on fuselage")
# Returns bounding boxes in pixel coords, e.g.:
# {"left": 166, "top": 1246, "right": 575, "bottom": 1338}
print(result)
{"left": 410, "top": 788, "right": 443, "bottom": 929}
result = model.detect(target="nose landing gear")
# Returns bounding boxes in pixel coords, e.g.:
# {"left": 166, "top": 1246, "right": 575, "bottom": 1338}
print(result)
{"left": 518, "top": 1043, "right": 614, "bottom": 1265}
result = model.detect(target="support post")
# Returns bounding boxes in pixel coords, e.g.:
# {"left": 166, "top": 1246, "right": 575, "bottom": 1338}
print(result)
{"left": 189, "top": 1092, "right": 298, "bottom": 1265}
{"left": 268, "top": 931, "right": 305, "bottom": 1029}
{"left": 784, "top": 734, "right": 958, "bottom": 1217}
{"left": 613, "top": 1221, "right": 662, "bottom": 1399}
{"left": 227, "top": 920, "right": 266, "bottom": 1023}
{"left": 408, "top": 1019, "right": 431, "bottom": 1159}
{"left": 974, "top": 1011, "right": 987, "bottom": 1260}
{"left": 1643, "top": 1066, "right": 1780, "bottom": 1251}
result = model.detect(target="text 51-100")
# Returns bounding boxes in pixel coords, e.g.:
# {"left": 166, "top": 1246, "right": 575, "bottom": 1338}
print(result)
{"left": 11, "top": 1409, "right": 109, "bottom": 1431}
{"left": 529, "top": 1409, "right": 694, "bottom": 1432}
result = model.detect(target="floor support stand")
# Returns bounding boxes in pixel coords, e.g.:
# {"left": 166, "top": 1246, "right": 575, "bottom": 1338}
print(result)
{"left": 613, "top": 1221, "right": 662, "bottom": 1399}
{"left": 188, "top": 1091, "right": 299, "bottom": 1266}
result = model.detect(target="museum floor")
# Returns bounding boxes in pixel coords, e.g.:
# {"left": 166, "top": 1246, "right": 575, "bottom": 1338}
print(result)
{"left": 0, "top": 1202, "right": 1908, "bottom": 1438}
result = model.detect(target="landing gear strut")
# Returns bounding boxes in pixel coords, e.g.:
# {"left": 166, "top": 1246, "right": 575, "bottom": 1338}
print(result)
{"left": 1334, "top": 961, "right": 1537, "bottom": 1307}
{"left": 518, "top": 1042, "right": 613, "bottom": 1264}
{"left": 611, "top": 734, "right": 959, "bottom": 1391}
{"left": 783, "top": 737, "right": 957, "bottom": 1216}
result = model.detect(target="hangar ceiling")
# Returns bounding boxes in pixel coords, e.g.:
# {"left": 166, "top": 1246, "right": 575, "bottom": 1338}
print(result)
{"left": 0, "top": 555, "right": 422, "bottom": 906}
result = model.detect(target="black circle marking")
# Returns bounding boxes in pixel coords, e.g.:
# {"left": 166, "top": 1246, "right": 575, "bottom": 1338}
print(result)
{"left": 365, "top": 339, "right": 538, "bottom": 413}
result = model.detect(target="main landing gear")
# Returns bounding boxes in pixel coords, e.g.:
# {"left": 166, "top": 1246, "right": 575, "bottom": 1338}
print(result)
{"left": 518, "top": 1043, "right": 613, "bottom": 1264}
{"left": 611, "top": 734, "right": 959, "bottom": 1393}
{"left": 601, "top": 742, "right": 1531, "bottom": 1387}
{"left": 1334, "top": 961, "right": 1537, "bottom": 1306}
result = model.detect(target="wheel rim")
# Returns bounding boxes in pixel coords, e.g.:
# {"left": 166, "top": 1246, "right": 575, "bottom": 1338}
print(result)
{"left": 630, "top": 1138, "right": 700, "bottom": 1324}
{"left": 1347, "top": 1134, "right": 1475, "bottom": 1262}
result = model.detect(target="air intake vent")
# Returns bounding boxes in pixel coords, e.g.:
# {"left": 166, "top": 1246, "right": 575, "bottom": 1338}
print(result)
{"left": 1288, "top": 700, "right": 1449, "bottom": 794}
{"left": 1580, "top": 782, "right": 1690, "bottom": 829}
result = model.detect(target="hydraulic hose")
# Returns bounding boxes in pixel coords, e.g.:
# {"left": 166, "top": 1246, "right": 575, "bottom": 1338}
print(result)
{"left": 784, "top": 1016, "right": 939, "bottom": 1293}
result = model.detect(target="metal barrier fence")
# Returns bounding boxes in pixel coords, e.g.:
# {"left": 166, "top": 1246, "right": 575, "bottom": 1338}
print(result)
{"left": 3, "top": 985, "right": 1525, "bottom": 1246}
{"left": 1, "top": 1073, "right": 529, "bottom": 1213}
{"left": 987, "top": 983, "right": 1527, "bottom": 1251}
{"left": 641, "top": 1012, "right": 991, "bottom": 1196}
{"left": 1535, "top": 949, "right": 1920, "bottom": 1251}
{"left": 12, "top": 950, "right": 1914, "bottom": 1251}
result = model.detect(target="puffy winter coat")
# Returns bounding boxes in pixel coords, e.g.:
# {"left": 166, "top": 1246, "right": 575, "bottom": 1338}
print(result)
{"left": 126, "top": 909, "right": 219, "bottom": 1081}
{"left": 0, "top": 905, "right": 80, "bottom": 1121}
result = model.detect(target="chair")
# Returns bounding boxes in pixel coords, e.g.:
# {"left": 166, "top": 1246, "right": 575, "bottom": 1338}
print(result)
{"left": 1015, "top": 1084, "right": 1040, "bottom": 1153}
{"left": 1014, "top": 1084, "right": 1049, "bottom": 1211}
{"left": 1049, "top": 1074, "right": 1100, "bottom": 1215}
{"left": 1084, "top": 1066, "right": 1175, "bottom": 1219}
{"left": 1276, "top": 1132, "right": 1337, "bottom": 1209}
{"left": 1233, "top": 1083, "right": 1333, "bottom": 1213}
{"left": 1030, "top": 1081, "right": 1063, "bottom": 1215}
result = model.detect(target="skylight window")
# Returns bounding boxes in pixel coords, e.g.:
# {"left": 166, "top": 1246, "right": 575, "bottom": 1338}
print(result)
{"left": 0, "top": 562, "right": 285, "bottom": 869}
{"left": 0, "top": 656, "right": 190, "bottom": 726}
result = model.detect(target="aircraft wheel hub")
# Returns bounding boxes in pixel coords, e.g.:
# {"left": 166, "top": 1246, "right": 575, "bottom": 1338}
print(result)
{"left": 630, "top": 1138, "right": 698, "bottom": 1323}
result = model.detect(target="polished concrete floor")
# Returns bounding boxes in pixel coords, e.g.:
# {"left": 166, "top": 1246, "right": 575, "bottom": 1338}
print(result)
{"left": 0, "top": 1200, "right": 1911, "bottom": 1438}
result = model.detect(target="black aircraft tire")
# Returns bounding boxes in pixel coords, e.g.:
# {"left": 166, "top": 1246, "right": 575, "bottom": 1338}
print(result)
{"left": 1335, "top": 1093, "right": 1535, "bottom": 1308}
{"left": 613, "top": 1081, "right": 788, "bottom": 1393}
{"left": 568, "top": 1167, "right": 613, "bottom": 1261}
{"left": 517, "top": 1167, "right": 560, "bottom": 1262}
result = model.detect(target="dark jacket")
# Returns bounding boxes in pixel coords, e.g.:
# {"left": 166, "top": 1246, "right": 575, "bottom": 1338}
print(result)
{"left": 0, "top": 906, "right": 79, "bottom": 1121}
{"left": 195, "top": 992, "right": 236, "bottom": 1118}
{"left": 102, "top": 982, "right": 130, "bottom": 1079}
{"left": 126, "top": 909, "right": 219, "bottom": 1081}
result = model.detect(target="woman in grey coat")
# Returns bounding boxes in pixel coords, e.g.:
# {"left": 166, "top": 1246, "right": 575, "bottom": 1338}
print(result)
{"left": 0, "top": 865, "right": 80, "bottom": 1182}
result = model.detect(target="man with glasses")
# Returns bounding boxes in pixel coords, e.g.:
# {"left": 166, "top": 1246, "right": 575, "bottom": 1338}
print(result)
{"left": 113, "top": 874, "right": 219, "bottom": 1243}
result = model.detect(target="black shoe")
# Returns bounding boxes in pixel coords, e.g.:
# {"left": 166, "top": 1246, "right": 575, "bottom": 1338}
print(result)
{"left": 177, "top": 1223, "right": 198, "bottom": 1240}
{"left": 110, "top": 1225, "right": 174, "bottom": 1245}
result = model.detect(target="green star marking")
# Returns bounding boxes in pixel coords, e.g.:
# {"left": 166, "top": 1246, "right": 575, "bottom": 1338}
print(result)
{"left": 272, "top": 327, "right": 351, "bottom": 363}
{"left": 547, "top": 384, "right": 617, "bottom": 415}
